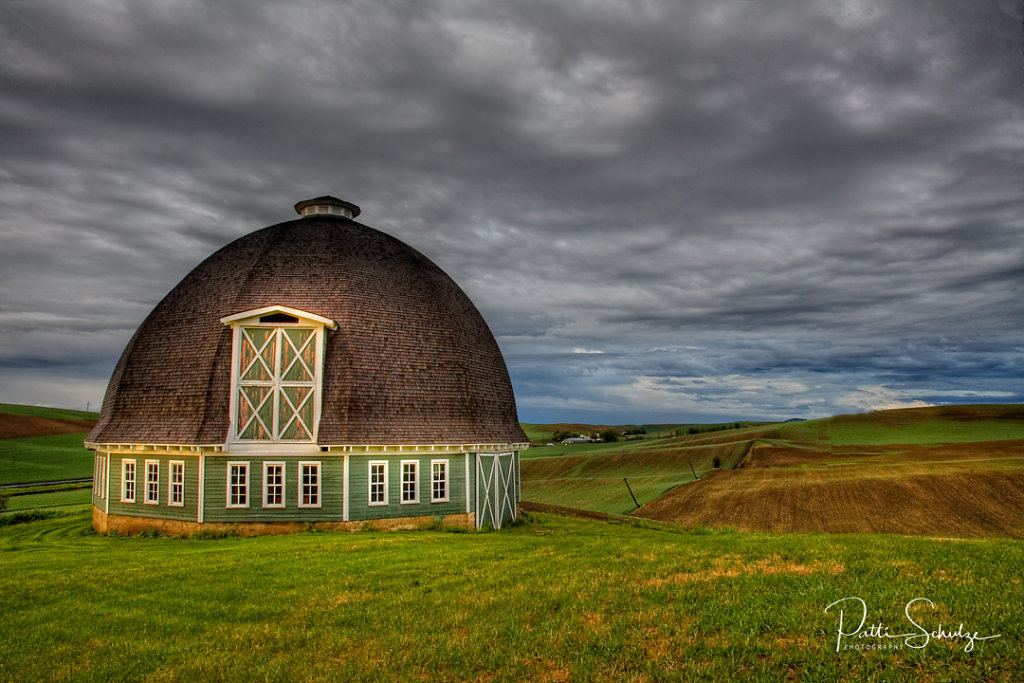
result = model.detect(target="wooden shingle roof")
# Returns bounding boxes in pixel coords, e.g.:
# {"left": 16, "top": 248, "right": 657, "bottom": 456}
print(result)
{"left": 88, "top": 214, "right": 527, "bottom": 446}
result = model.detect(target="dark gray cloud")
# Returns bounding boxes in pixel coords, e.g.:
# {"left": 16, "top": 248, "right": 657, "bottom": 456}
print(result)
{"left": 0, "top": 0, "right": 1021, "bottom": 422}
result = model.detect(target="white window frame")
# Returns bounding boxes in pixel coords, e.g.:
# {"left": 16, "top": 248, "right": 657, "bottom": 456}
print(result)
{"left": 221, "top": 306, "right": 336, "bottom": 445}
{"left": 431, "top": 459, "right": 450, "bottom": 503}
{"left": 368, "top": 461, "right": 388, "bottom": 506}
{"left": 144, "top": 459, "right": 160, "bottom": 505}
{"left": 263, "top": 461, "right": 286, "bottom": 508}
{"left": 121, "top": 459, "right": 136, "bottom": 503}
{"left": 95, "top": 455, "right": 104, "bottom": 499}
{"left": 227, "top": 461, "right": 250, "bottom": 509}
{"left": 299, "top": 461, "right": 322, "bottom": 508}
{"left": 94, "top": 455, "right": 102, "bottom": 499}
{"left": 168, "top": 460, "right": 185, "bottom": 507}
{"left": 400, "top": 460, "right": 419, "bottom": 504}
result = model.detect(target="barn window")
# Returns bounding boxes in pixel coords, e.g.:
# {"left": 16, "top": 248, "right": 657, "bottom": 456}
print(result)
{"left": 169, "top": 461, "right": 185, "bottom": 507}
{"left": 299, "top": 462, "right": 321, "bottom": 508}
{"left": 369, "top": 461, "right": 387, "bottom": 506}
{"left": 401, "top": 460, "right": 419, "bottom": 504}
{"left": 96, "top": 456, "right": 104, "bottom": 499}
{"left": 144, "top": 460, "right": 159, "bottom": 504}
{"left": 221, "top": 307, "right": 336, "bottom": 444}
{"left": 263, "top": 462, "right": 285, "bottom": 508}
{"left": 94, "top": 455, "right": 105, "bottom": 500}
{"left": 431, "top": 460, "right": 449, "bottom": 502}
{"left": 121, "top": 459, "right": 136, "bottom": 503}
{"left": 227, "top": 462, "right": 249, "bottom": 508}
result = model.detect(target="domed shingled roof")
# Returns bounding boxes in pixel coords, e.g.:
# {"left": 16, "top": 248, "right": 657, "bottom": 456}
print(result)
{"left": 88, "top": 202, "right": 527, "bottom": 446}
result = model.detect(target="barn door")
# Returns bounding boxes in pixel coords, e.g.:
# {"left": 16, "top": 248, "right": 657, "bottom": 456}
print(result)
{"left": 476, "top": 452, "right": 516, "bottom": 529}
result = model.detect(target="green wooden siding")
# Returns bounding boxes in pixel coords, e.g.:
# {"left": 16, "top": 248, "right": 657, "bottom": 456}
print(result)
{"left": 202, "top": 457, "right": 344, "bottom": 523}
{"left": 95, "top": 450, "right": 513, "bottom": 525}
{"left": 104, "top": 455, "right": 200, "bottom": 522}
{"left": 514, "top": 450, "right": 521, "bottom": 502}
{"left": 347, "top": 454, "right": 468, "bottom": 521}
{"left": 467, "top": 453, "right": 476, "bottom": 514}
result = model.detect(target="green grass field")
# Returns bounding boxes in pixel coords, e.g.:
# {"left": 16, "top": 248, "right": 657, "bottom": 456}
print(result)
{"left": 771, "top": 405, "right": 1024, "bottom": 446}
{"left": 0, "top": 433, "right": 95, "bottom": 485}
{"left": 0, "top": 403, "right": 97, "bottom": 486}
{"left": 0, "top": 510, "right": 1020, "bottom": 681}
{"left": 0, "top": 403, "right": 98, "bottom": 421}
{"left": 4, "top": 489, "right": 92, "bottom": 511}
{"left": 522, "top": 430, "right": 758, "bottom": 515}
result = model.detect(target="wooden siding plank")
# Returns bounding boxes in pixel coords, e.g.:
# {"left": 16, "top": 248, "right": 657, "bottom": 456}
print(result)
{"left": 347, "top": 455, "right": 466, "bottom": 521}
{"left": 103, "top": 455, "right": 200, "bottom": 522}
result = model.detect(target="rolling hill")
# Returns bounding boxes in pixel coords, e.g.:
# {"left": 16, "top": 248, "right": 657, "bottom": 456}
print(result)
{"left": 0, "top": 404, "right": 98, "bottom": 485}
{"left": 523, "top": 405, "right": 1024, "bottom": 537}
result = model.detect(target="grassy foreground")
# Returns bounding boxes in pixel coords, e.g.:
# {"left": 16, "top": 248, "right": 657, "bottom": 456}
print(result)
{"left": 1, "top": 509, "right": 1021, "bottom": 681}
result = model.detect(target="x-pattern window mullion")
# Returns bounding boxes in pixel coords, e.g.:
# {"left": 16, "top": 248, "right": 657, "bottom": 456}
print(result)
{"left": 279, "top": 386, "right": 314, "bottom": 437}
{"left": 278, "top": 381, "right": 299, "bottom": 435}
{"left": 235, "top": 324, "right": 318, "bottom": 442}
{"left": 272, "top": 328, "right": 282, "bottom": 438}
{"left": 281, "top": 330, "right": 315, "bottom": 381}
{"left": 239, "top": 384, "right": 273, "bottom": 438}
{"left": 241, "top": 328, "right": 275, "bottom": 381}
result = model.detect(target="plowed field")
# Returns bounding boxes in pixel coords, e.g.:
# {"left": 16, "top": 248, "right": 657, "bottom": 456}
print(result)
{"left": 638, "top": 438, "right": 1024, "bottom": 536}
{"left": 0, "top": 413, "right": 96, "bottom": 440}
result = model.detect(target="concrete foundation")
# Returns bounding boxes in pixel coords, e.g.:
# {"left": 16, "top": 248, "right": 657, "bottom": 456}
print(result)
{"left": 93, "top": 506, "right": 475, "bottom": 536}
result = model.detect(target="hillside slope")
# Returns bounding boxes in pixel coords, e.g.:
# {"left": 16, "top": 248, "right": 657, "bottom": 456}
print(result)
{"left": 0, "top": 404, "right": 98, "bottom": 484}
{"left": 637, "top": 405, "right": 1024, "bottom": 537}
{"left": 521, "top": 423, "right": 764, "bottom": 514}
{"left": 0, "top": 403, "right": 98, "bottom": 440}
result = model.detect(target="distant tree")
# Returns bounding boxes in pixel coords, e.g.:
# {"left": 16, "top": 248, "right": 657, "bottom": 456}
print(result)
{"left": 600, "top": 429, "right": 621, "bottom": 443}
{"left": 733, "top": 422, "right": 741, "bottom": 429}
{"left": 552, "top": 430, "right": 573, "bottom": 442}
{"left": 688, "top": 427, "right": 700, "bottom": 435}
{"left": 712, "top": 457, "right": 721, "bottom": 468}
{"left": 0, "top": 493, "right": 8, "bottom": 514}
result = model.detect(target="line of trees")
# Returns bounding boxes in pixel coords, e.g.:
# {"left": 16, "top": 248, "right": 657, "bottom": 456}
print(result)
{"left": 675, "top": 422, "right": 744, "bottom": 437}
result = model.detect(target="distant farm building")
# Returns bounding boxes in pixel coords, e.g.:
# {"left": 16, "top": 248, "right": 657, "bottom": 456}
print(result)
{"left": 87, "top": 196, "right": 528, "bottom": 534}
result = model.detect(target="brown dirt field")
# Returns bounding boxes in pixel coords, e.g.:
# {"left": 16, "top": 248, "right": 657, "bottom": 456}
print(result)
{"left": 637, "top": 440, "right": 1024, "bottom": 537}
{"left": 0, "top": 413, "right": 97, "bottom": 440}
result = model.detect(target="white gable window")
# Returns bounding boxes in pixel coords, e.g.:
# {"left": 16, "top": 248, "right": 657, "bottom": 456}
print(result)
{"left": 221, "top": 306, "right": 336, "bottom": 444}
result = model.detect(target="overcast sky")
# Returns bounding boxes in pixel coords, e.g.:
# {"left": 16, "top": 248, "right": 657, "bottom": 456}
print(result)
{"left": 1, "top": 0, "right": 1021, "bottom": 424}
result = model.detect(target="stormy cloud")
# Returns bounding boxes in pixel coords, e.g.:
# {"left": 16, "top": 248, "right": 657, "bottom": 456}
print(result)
{"left": 1, "top": 0, "right": 1021, "bottom": 422}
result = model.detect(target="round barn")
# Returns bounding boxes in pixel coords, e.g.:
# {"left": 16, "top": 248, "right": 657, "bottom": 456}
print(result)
{"left": 87, "top": 196, "right": 528, "bottom": 535}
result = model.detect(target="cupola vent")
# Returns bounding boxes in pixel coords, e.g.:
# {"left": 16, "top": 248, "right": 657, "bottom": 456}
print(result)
{"left": 294, "top": 196, "right": 361, "bottom": 219}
